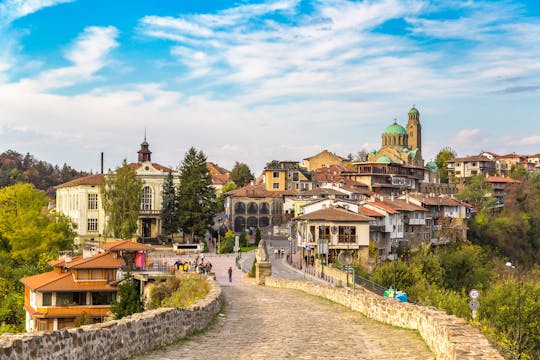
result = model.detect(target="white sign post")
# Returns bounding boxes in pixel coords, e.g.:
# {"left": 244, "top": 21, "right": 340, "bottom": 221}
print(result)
{"left": 469, "top": 289, "right": 480, "bottom": 320}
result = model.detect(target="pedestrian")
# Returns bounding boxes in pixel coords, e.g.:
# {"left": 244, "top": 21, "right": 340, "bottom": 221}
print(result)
{"left": 228, "top": 266, "right": 233, "bottom": 283}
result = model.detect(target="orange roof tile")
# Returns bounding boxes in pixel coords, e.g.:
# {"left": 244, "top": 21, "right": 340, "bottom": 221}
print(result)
{"left": 101, "top": 239, "right": 152, "bottom": 251}
{"left": 360, "top": 207, "right": 384, "bottom": 217}
{"left": 380, "top": 199, "right": 428, "bottom": 212}
{"left": 56, "top": 174, "right": 104, "bottom": 189}
{"left": 486, "top": 176, "right": 520, "bottom": 184}
{"left": 21, "top": 271, "right": 117, "bottom": 291}
{"left": 226, "top": 183, "right": 288, "bottom": 198}
{"left": 66, "top": 252, "right": 124, "bottom": 269}
{"left": 295, "top": 206, "right": 373, "bottom": 222}
{"left": 368, "top": 201, "right": 399, "bottom": 214}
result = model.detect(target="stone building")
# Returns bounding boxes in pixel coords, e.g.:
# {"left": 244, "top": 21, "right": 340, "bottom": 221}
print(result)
{"left": 367, "top": 107, "right": 424, "bottom": 166}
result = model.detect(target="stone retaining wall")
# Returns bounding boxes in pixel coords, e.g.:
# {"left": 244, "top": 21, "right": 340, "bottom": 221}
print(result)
{"left": 0, "top": 277, "right": 222, "bottom": 360}
{"left": 265, "top": 277, "right": 502, "bottom": 360}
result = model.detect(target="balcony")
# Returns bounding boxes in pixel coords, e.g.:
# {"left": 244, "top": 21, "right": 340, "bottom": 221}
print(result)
{"left": 139, "top": 209, "right": 160, "bottom": 217}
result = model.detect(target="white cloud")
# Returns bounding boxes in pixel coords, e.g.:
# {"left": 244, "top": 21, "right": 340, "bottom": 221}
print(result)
{"left": 519, "top": 135, "right": 540, "bottom": 146}
{"left": 15, "top": 26, "right": 118, "bottom": 91}
{"left": 0, "top": 0, "right": 74, "bottom": 25}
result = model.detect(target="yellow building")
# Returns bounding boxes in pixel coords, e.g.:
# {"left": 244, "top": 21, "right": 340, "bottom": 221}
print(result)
{"left": 263, "top": 160, "right": 313, "bottom": 191}
{"left": 56, "top": 138, "right": 180, "bottom": 246}
{"left": 303, "top": 149, "right": 347, "bottom": 171}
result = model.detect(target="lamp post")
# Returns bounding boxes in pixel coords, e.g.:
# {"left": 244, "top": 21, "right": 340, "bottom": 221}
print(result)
{"left": 217, "top": 218, "right": 221, "bottom": 255}
{"left": 505, "top": 261, "right": 522, "bottom": 359}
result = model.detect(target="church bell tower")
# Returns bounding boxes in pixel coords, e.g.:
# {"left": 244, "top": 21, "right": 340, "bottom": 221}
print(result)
{"left": 406, "top": 106, "right": 421, "bottom": 151}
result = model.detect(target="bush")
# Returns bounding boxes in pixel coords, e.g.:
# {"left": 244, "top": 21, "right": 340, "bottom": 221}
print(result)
{"left": 250, "top": 257, "right": 257, "bottom": 277}
{"left": 149, "top": 273, "right": 210, "bottom": 309}
{"left": 220, "top": 230, "right": 235, "bottom": 254}
{"left": 111, "top": 273, "right": 143, "bottom": 319}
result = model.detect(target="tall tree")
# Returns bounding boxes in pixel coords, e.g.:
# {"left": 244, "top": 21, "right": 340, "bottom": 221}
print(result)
{"left": 103, "top": 160, "right": 143, "bottom": 239}
{"left": 229, "top": 161, "right": 254, "bottom": 187}
{"left": 435, "top": 147, "right": 457, "bottom": 184}
{"left": 111, "top": 273, "right": 143, "bottom": 319}
{"left": 160, "top": 171, "right": 178, "bottom": 238}
{"left": 177, "top": 147, "right": 217, "bottom": 243}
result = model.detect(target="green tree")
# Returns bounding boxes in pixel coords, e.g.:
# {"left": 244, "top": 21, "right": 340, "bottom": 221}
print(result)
{"left": 160, "top": 171, "right": 178, "bottom": 238}
{"left": 220, "top": 229, "right": 235, "bottom": 254}
{"left": 458, "top": 174, "right": 496, "bottom": 210}
{"left": 229, "top": 161, "right": 254, "bottom": 187}
{"left": 0, "top": 183, "right": 75, "bottom": 262}
{"left": 255, "top": 227, "right": 261, "bottom": 245}
{"left": 102, "top": 160, "right": 143, "bottom": 239}
{"left": 509, "top": 164, "right": 528, "bottom": 181}
{"left": 111, "top": 273, "right": 143, "bottom": 319}
{"left": 177, "top": 147, "right": 217, "bottom": 243}
{"left": 435, "top": 147, "right": 456, "bottom": 184}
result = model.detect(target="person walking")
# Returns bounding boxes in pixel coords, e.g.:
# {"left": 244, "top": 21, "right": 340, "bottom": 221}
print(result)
{"left": 228, "top": 266, "right": 233, "bottom": 283}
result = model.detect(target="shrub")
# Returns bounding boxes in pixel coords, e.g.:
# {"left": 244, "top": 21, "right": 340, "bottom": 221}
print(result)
{"left": 149, "top": 273, "right": 210, "bottom": 309}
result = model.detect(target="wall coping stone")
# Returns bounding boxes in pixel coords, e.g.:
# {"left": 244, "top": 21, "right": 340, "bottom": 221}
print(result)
{"left": 0, "top": 275, "right": 222, "bottom": 360}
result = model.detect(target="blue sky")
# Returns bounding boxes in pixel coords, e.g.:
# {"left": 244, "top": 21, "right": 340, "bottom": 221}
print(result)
{"left": 0, "top": 0, "right": 539, "bottom": 174}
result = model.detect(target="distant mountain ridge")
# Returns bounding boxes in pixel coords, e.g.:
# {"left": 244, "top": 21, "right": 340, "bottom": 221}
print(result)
{"left": 0, "top": 149, "right": 90, "bottom": 197}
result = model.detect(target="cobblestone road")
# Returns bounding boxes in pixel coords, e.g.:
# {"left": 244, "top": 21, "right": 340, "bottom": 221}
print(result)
{"left": 136, "top": 284, "right": 433, "bottom": 360}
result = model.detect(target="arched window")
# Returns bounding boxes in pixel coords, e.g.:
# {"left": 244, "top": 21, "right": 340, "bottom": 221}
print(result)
{"left": 234, "top": 217, "right": 246, "bottom": 232}
{"left": 247, "top": 216, "right": 258, "bottom": 229}
{"left": 141, "top": 186, "right": 153, "bottom": 211}
{"left": 234, "top": 202, "right": 246, "bottom": 214}
{"left": 247, "top": 202, "right": 258, "bottom": 215}
{"left": 259, "top": 217, "right": 270, "bottom": 228}
{"left": 260, "top": 202, "right": 270, "bottom": 214}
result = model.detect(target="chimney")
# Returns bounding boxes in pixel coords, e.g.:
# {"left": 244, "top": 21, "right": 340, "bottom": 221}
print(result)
{"left": 101, "top": 152, "right": 104, "bottom": 174}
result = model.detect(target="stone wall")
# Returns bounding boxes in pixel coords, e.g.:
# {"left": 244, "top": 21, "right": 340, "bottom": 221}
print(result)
{"left": 0, "top": 277, "right": 222, "bottom": 360}
{"left": 265, "top": 277, "right": 503, "bottom": 360}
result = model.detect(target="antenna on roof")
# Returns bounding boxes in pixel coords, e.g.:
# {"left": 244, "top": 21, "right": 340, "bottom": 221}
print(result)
{"left": 144, "top": 128, "right": 147, "bottom": 141}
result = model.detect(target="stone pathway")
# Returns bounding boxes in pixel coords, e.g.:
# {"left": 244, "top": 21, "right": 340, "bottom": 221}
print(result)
{"left": 136, "top": 284, "right": 433, "bottom": 360}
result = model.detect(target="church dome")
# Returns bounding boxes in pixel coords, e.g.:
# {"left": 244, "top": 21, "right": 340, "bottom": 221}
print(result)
{"left": 426, "top": 161, "right": 438, "bottom": 171}
{"left": 376, "top": 156, "right": 392, "bottom": 163}
{"left": 408, "top": 106, "right": 419, "bottom": 115}
{"left": 383, "top": 122, "right": 407, "bottom": 135}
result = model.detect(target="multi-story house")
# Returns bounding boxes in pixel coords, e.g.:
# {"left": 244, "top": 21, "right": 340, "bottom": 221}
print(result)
{"left": 486, "top": 176, "right": 520, "bottom": 204}
{"left": 20, "top": 240, "right": 151, "bottom": 332}
{"left": 446, "top": 155, "right": 496, "bottom": 181}
{"left": 56, "top": 139, "right": 180, "bottom": 246}
{"left": 293, "top": 206, "right": 373, "bottom": 266}
{"left": 263, "top": 160, "right": 314, "bottom": 191}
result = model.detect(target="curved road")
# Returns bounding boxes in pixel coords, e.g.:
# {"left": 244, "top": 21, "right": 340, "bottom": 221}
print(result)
{"left": 138, "top": 248, "right": 432, "bottom": 359}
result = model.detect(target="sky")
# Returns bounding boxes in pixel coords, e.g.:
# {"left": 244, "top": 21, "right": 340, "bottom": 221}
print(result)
{"left": 0, "top": 0, "right": 539, "bottom": 175}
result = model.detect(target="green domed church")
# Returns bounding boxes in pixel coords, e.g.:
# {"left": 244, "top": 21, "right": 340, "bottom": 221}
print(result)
{"left": 367, "top": 106, "right": 424, "bottom": 166}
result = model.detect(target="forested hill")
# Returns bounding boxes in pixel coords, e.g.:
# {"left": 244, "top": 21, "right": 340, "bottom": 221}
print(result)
{"left": 0, "top": 150, "right": 89, "bottom": 196}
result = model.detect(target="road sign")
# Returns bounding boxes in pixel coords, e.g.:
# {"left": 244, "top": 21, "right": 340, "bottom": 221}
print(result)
{"left": 469, "top": 300, "right": 480, "bottom": 309}
{"left": 469, "top": 289, "right": 480, "bottom": 299}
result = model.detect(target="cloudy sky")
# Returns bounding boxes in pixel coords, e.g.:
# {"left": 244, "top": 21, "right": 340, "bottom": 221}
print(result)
{"left": 0, "top": 0, "right": 539, "bottom": 174}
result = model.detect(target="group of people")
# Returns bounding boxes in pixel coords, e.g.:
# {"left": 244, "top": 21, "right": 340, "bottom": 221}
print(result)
{"left": 273, "top": 248, "right": 286, "bottom": 259}
{"left": 174, "top": 254, "right": 213, "bottom": 275}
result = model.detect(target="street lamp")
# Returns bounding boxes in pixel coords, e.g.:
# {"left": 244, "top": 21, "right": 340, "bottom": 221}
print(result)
{"left": 505, "top": 261, "right": 522, "bottom": 359}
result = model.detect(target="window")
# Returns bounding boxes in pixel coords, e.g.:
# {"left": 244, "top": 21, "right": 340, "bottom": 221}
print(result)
{"left": 141, "top": 186, "right": 152, "bottom": 211}
{"left": 319, "top": 226, "right": 331, "bottom": 240}
{"left": 272, "top": 171, "right": 279, "bottom": 178}
{"left": 92, "top": 292, "right": 114, "bottom": 305}
{"left": 88, "top": 194, "right": 98, "bottom": 210}
{"left": 56, "top": 292, "right": 86, "bottom": 306}
{"left": 87, "top": 218, "right": 98, "bottom": 232}
{"left": 338, "top": 226, "right": 356, "bottom": 243}
{"left": 272, "top": 183, "right": 280, "bottom": 189}
{"left": 42, "top": 292, "right": 52, "bottom": 306}
{"left": 292, "top": 172, "right": 299, "bottom": 181}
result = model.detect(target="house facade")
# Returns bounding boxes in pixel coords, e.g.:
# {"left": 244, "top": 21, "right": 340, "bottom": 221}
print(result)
{"left": 20, "top": 240, "right": 151, "bottom": 332}
{"left": 56, "top": 139, "right": 180, "bottom": 246}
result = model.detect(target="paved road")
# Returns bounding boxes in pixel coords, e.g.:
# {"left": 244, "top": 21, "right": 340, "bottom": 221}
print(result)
{"left": 137, "top": 246, "right": 433, "bottom": 360}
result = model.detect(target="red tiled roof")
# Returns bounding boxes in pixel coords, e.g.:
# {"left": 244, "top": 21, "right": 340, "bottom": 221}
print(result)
{"left": 295, "top": 206, "right": 373, "bottom": 222}
{"left": 380, "top": 199, "right": 428, "bottom": 212}
{"left": 21, "top": 271, "right": 117, "bottom": 292}
{"left": 486, "top": 176, "right": 520, "bottom": 184}
{"left": 212, "top": 173, "right": 230, "bottom": 186}
{"left": 297, "top": 188, "right": 347, "bottom": 196}
{"left": 56, "top": 174, "right": 104, "bottom": 189}
{"left": 66, "top": 252, "right": 124, "bottom": 269}
{"left": 303, "top": 149, "right": 347, "bottom": 161}
{"left": 368, "top": 201, "right": 399, "bottom": 214}
{"left": 206, "top": 162, "right": 230, "bottom": 176}
{"left": 406, "top": 195, "right": 462, "bottom": 207}
{"left": 101, "top": 239, "right": 152, "bottom": 251}
{"left": 225, "top": 183, "right": 291, "bottom": 198}
{"left": 359, "top": 206, "right": 384, "bottom": 217}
